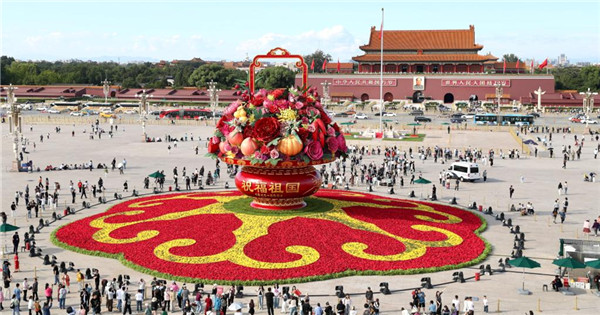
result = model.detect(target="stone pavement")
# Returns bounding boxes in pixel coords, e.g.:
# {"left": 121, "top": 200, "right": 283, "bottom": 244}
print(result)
{"left": 1, "top": 118, "right": 599, "bottom": 314}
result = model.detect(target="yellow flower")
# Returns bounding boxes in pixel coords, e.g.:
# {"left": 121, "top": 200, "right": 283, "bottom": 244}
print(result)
{"left": 277, "top": 108, "right": 297, "bottom": 122}
{"left": 248, "top": 114, "right": 256, "bottom": 123}
{"left": 234, "top": 107, "right": 247, "bottom": 119}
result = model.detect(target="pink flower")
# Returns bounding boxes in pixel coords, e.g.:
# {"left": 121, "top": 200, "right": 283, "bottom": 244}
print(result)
{"left": 336, "top": 134, "right": 348, "bottom": 153}
{"left": 301, "top": 117, "right": 309, "bottom": 124}
{"left": 327, "top": 126, "right": 335, "bottom": 137}
{"left": 224, "top": 100, "right": 241, "bottom": 116}
{"left": 304, "top": 140, "right": 323, "bottom": 160}
{"left": 211, "top": 136, "right": 220, "bottom": 144}
{"left": 294, "top": 102, "right": 304, "bottom": 110}
{"left": 307, "top": 124, "right": 316, "bottom": 133}
{"left": 275, "top": 99, "right": 289, "bottom": 110}
{"left": 326, "top": 136, "right": 339, "bottom": 153}
{"left": 270, "top": 149, "right": 280, "bottom": 159}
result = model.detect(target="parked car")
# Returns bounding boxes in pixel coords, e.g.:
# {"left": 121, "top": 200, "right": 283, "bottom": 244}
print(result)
{"left": 414, "top": 116, "right": 432, "bottom": 122}
{"left": 450, "top": 117, "right": 466, "bottom": 123}
{"left": 461, "top": 113, "right": 475, "bottom": 119}
{"left": 383, "top": 112, "right": 397, "bottom": 117}
{"left": 569, "top": 117, "right": 582, "bottom": 123}
{"left": 528, "top": 112, "right": 540, "bottom": 118}
{"left": 70, "top": 111, "right": 84, "bottom": 116}
{"left": 326, "top": 110, "right": 336, "bottom": 117}
{"left": 36, "top": 106, "right": 48, "bottom": 111}
{"left": 409, "top": 109, "right": 424, "bottom": 116}
{"left": 47, "top": 108, "right": 61, "bottom": 114}
{"left": 99, "top": 112, "right": 116, "bottom": 118}
{"left": 354, "top": 113, "right": 368, "bottom": 120}
{"left": 580, "top": 118, "right": 598, "bottom": 124}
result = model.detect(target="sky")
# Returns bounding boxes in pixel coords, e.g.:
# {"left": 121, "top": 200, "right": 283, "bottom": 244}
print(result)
{"left": 1, "top": 0, "right": 599, "bottom": 64}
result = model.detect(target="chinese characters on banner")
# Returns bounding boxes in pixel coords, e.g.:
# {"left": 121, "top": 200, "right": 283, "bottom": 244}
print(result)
{"left": 241, "top": 181, "right": 299, "bottom": 195}
{"left": 441, "top": 79, "right": 511, "bottom": 87}
{"left": 331, "top": 79, "right": 397, "bottom": 86}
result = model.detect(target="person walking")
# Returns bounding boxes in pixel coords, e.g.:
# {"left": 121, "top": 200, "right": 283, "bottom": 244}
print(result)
{"left": 509, "top": 185, "right": 515, "bottom": 198}
{"left": 559, "top": 208, "right": 567, "bottom": 224}
{"left": 557, "top": 182, "right": 563, "bottom": 195}
{"left": 583, "top": 220, "right": 592, "bottom": 238}
{"left": 265, "top": 287, "right": 275, "bottom": 315}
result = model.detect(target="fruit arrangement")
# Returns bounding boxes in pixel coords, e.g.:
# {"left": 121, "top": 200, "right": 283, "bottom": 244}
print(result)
{"left": 207, "top": 86, "right": 347, "bottom": 165}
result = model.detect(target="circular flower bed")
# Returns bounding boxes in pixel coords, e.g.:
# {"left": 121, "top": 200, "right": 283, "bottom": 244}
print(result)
{"left": 52, "top": 190, "right": 489, "bottom": 285}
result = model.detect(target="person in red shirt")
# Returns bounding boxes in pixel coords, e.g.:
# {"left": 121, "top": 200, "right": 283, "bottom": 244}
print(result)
{"left": 204, "top": 294, "right": 212, "bottom": 315}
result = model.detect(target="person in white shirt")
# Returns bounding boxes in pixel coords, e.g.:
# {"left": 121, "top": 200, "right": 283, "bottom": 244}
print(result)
{"left": 452, "top": 295, "right": 460, "bottom": 311}
{"left": 135, "top": 290, "right": 144, "bottom": 311}
{"left": 138, "top": 279, "right": 146, "bottom": 298}
{"left": 116, "top": 287, "right": 125, "bottom": 312}
{"left": 483, "top": 295, "right": 489, "bottom": 313}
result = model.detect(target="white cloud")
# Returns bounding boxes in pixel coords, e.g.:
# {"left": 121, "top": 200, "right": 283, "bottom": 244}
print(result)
{"left": 235, "top": 25, "right": 363, "bottom": 61}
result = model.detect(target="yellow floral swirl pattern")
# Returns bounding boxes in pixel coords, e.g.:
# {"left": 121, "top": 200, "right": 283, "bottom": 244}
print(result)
{"left": 86, "top": 191, "right": 470, "bottom": 270}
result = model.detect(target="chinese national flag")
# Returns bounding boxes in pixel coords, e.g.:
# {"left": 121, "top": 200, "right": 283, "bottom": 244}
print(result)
{"left": 310, "top": 59, "right": 314, "bottom": 71}
{"left": 322, "top": 59, "right": 327, "bottom": 71}
{"left": 516, "top": 59, "right": 520, "bottom": 73}
{"left": 337, "top": 59, "right": 341, "bottom": 73}
{"left": 538, "top": 58, "right": 548, "bottom": 69}
{"left": 502, "top": 59, "right": 506, "bottom": 74}
{"left": 530, "top": 60, "right": 534, "bottom": 73}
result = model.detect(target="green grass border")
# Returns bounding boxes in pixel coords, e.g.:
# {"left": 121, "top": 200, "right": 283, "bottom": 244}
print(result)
{"left": 222, "top": 197, "right": 333, "bottom": 216}
{"left": 382, "top": 134, "right": 426, "bottom": 142}
{"left": 51, "top": 198, "right": 491, "bottom": 286}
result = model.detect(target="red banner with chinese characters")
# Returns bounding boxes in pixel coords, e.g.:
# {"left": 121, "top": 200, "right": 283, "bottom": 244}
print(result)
{"left": 332, "top": 79, "right": 397, "bottom": 86}
{"left": 441, "top": 79, "right": 511, "bottom": 87}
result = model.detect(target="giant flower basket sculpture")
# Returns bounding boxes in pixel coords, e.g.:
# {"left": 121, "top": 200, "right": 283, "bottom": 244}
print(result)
{"left": 207, "top": 48, "right": 348, "bottom": 210}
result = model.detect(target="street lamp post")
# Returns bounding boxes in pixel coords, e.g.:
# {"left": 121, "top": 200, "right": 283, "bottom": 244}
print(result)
{"left": 494, "top": 83, "right": 504, "bottom": 113}
{"left": 4, "top": 84, "right": 21, "bottom": 171}
{"left": 136, "top": 89, "right": 153, "bottom": 142}
{"left": 579, "top": 88, "right": 598, "bottom": 129}
{"left": 102, "top": 79, "right": 111, "bottom": 103}
{"left": 207, "top": 80, "right": 221, "bottom": 125}
{"left": 321, "top": 81, "right": 331, "bottom": 107}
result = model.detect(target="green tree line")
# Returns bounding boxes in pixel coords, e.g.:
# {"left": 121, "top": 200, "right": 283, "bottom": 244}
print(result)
{"left": 1, "top": 55, "right": 297, "bottom": 90}
{"left": 2, "top": 54, "right": 598, "bottom": 92}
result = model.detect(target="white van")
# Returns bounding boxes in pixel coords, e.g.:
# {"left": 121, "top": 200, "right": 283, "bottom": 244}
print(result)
{"left": 444, "top": 162, "right": 481, "bottom": 181}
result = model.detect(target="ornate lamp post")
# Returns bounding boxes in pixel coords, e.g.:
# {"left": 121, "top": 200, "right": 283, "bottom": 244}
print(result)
{"left": 4, "top": 84, "right": 21, "bottom": 171}
{"left": 135, "top": 89, "right": 153, "bottom": 141}
{"left": 321, "top": 81, "right": 331, "bottom": 107}
{"left": 494, "top": 82, "right": 504, "bottom": 113}
{"left": 101, "top": 79, "right": 111, "bottom": 103}
{"left": 207, "top": 80, "right": 221, "bottom": 124}
{"left": 579, "top": 88, "right": 598, "bottom": 128}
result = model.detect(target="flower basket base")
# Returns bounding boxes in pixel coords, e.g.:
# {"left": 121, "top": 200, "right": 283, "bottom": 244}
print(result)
{"left": 234, "top": 164, "right": 322, "bottom": 210}
{"left": 251, "top": 197, "right": 306, "bottom": 210}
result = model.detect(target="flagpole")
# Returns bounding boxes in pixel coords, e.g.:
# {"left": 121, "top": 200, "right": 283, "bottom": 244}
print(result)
{"left": 379, "top": 7, "right": 384, "bottom": 135}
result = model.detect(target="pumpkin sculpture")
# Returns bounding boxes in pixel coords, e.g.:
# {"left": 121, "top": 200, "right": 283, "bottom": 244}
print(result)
{"left": 277, "top": 135, "right": 303, "bottom": 156}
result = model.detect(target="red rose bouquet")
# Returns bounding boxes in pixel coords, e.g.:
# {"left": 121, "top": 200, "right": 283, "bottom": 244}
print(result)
{"left": 207, "top": 86, "right": 348, "bottom": 165}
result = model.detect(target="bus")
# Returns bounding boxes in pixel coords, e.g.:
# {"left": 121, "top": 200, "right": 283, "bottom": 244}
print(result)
{"left": 474, "top": 113, "right": 534, "bottom": 126}
{"left": 159, "top": 108, "right": 213, "bottom": 120}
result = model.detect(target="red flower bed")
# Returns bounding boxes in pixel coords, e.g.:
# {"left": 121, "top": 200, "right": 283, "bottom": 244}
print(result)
{"left": 53, "top": 190, "right": 488, "bottom": 284}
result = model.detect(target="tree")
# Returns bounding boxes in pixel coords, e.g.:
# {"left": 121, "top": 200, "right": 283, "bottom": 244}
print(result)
{"left": 1, "top": 56, "right": 16, "bottom": 84}
{"left": 303, "top": 50, "right": 332, "bottom": 73}
{"left": 255, "top": 66, "right": 296, "bottom": 90}
{"left": 502, "top": 54, "right": 521, "bottom": 62}
{"left": 188, "top": 63, "right": 246, "bottom": 89}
